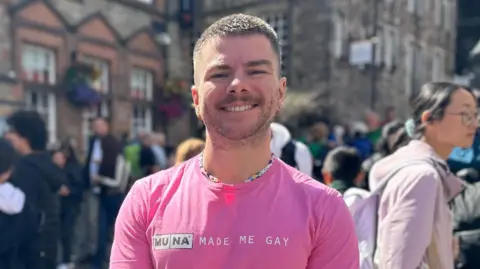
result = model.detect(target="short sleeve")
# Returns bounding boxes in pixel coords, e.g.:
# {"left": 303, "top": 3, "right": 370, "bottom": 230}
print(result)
{"left": 110, "top": 180, "right": 154, "bottom": 269}
{"left": 307, "top": 191, "right": 360, "bottom": 269}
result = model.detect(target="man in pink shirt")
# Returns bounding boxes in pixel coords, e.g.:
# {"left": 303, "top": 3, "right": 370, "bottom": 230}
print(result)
{"left": 110, "top": 13, "right": 359, "bottom": 269}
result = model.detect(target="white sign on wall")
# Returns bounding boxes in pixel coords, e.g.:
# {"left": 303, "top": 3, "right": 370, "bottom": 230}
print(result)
{"left": 349, "top": 41, "right": 373, "bottom": 66}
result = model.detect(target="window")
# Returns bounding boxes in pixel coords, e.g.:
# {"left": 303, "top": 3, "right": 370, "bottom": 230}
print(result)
{"left": 432, "top": 48, "right": 445, "bottom": 81}
{"left": 21, "top": 44, "right": 56, "bottom": 84}
{"left": 81, "top": 102, "right": 110, "bottom": 153}
{"left": 131, "top": 68, "right": 153, "bottom": 135}
{"left": 132, "top": 105, "right": 152, "bottom": 136}
{"left": 383, "top": 26, "right": 399, "bottom": 70}
{"left": 434, "top": 0, "right": 442, "bottom": 25}
{"left": 136, "top": 0, "right": 153, "bottom": 3}
{"left": 25, "top": 92, "right": 57, "bottom": 146}
{"left": 21, "top": 44, "right": 57, "bottom": 145}
{"left": 413, "top": 45, "right": 427, "bottom": 92}
{"left": 82, "top": 56, "right": 110, "bottom": 94}
{"left": 131, "top": 68, "right": 154, "bottom": 101}
{"left": 264, "top": 13, "right": 289, "bottom": 75}
{"left": 375, "top": 27, "right": 383, "bottom": 65}
{"left": 441, "top": 0, "right": 455, "bottom": 31}
{"left": 405, "top": 39, "right": 414, "bottom": 97}
{"left": 407, "top": 0, "right": 426, "bottom": 16}
{"left": 331, "top": 13, "right": 346, "bottom": 59}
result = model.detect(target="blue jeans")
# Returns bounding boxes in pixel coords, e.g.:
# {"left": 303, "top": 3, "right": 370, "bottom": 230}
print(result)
{"left": 92, "top": 194, "right": 124, "bottom": 268}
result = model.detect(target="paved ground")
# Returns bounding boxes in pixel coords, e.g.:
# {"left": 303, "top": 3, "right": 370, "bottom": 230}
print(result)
{"left": 70, "top": 193, "right": 111, "bottom": 269}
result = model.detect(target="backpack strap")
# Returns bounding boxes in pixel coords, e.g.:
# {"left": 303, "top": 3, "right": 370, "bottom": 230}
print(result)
{"left": 281, "top": 140, "right": 297, "bottom": 168}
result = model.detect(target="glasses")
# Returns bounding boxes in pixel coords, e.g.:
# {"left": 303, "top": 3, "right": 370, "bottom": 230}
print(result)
{"left": 446, "top": 112, "right": 479, "bottom": 127}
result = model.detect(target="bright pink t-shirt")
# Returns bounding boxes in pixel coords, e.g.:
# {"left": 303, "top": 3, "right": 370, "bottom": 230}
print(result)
{"left": 110, "top": 156, "right": 359, "bottom": 269}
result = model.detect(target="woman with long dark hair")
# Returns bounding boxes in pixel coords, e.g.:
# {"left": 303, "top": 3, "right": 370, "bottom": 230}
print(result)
{"left": 369, "top": 82, "right": 477, "bottom": 269}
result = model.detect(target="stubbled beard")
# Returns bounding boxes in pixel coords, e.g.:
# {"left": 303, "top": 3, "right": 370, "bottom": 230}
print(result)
{"left": 201, "top": 99, "right": 278, "bottom": 147}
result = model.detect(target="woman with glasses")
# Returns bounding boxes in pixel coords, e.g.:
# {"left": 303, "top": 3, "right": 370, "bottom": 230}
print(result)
{"left": 368, "top": 82, "right": 477, "bottom": 269}
{"left": 448, "top": 88, "right": 480, "bottom": 183}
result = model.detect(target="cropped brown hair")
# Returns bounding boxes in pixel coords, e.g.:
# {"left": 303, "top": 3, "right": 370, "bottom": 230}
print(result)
{"left": 193, "top": 13, "right": 281, "bottom": 80}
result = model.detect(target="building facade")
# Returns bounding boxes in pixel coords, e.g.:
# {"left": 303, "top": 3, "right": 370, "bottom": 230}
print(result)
{"left": 0, "top": 0, "right": 177, "bottom": 152}
{"left": 198, "top": 0, "right": 457, "bottom": 121}
{"left": 454, "top": 0, "right": 480, "bottom": 88}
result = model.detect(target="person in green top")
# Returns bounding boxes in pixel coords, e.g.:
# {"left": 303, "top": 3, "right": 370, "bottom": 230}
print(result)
{"left": 365, "top": 110, "right": 383, "bottom": 146}
{"left": 124, "top": 133, "right": 146, "bottom": 179}
{"left": 299, "top": 122, "right": 334, "bottom": 181}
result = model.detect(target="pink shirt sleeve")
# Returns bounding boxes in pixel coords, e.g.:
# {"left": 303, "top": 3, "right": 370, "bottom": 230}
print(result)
{"left": 110, "top": 180, "right": 154, "bottom": 269}
{"left": 307, "top": 191, "right": 360, "bottom": 269}
{"left": 378, "top": 170, "right": 438, "bottom": 269}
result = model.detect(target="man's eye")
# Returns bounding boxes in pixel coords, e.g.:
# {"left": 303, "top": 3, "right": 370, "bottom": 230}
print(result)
{"left": 210, "top": 73, "right": 228, "bottom": 79}
{"left": 249, "top": 70, "right": 266, "bottom": 75}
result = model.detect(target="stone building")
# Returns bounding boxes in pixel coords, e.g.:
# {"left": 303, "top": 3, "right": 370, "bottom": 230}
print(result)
{"left": 0, "top": 0, "right": 196, "bottom": 152}
{"left": 197, "top": 0, "right": 457, "bottom": 121}
{"left": 454, "top": 0, "right": 480, "bottom": 88}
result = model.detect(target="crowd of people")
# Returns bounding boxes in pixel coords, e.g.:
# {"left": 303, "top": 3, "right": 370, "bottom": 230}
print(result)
{"left": 2, "top": 12, "right": 480, "bottom": 269}
{"left": 0, "top": 112, "right": 208, "bottom": 269}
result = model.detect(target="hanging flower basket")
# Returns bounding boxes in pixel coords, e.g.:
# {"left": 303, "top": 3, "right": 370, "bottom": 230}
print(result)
{"left": 158, "top": 78, "right": 192, "bottom": 120}
{"left": 163, "top": 78, "right": 190, "bottom": 98}
{"left": 158, "top": 98, "right": 184, "bottom": 120}
{"left": 62, "top": 63, "right": 103, "bottom": 108}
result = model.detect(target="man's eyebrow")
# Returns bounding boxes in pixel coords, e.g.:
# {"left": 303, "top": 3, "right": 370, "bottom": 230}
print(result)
{"left": 207, "top": 64, "right": 231, "bottom": 71}
{"left": 245, "top": 59, "right": 273, "bottom": 68}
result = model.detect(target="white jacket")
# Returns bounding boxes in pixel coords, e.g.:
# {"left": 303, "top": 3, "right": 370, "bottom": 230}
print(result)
{"left": 0, "top": 181, "right": 25, "bottom": 214}
{"left": 270, "top": 123, "right": 313, "bottom": 177}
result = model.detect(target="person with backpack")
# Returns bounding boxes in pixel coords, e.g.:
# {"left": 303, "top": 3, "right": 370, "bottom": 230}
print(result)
{"left": 4, "top": 111, "right": 70, "bottom": 269}
{"left": 366, "top": 82, "right": 476, "bottom": 269}
{"left": 322, "top": 146, "right": 369, "bottom": 206}
{"left": 362, "top": 121, "right": 410, "bottom": 191}
{"left": 270, "top": 122, "right": 313, "bottom": 177}
{"left": 0, "top": 138, "right": 39, "bottom": 269}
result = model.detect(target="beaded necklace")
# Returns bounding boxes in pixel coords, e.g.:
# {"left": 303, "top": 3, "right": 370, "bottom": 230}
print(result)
{"left": 199, "top": 152, "right": 275, "bottom": 183}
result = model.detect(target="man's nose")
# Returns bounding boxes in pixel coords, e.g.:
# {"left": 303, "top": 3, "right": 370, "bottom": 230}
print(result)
{"left": 228, "top": 73, "right": 248, "bottom": 93}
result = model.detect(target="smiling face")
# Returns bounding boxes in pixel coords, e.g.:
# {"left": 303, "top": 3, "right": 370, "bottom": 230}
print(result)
{"left": 192, "top": 34, "right": 286, "bottom": 143}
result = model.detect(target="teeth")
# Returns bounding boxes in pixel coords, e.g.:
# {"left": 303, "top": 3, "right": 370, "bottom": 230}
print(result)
{"left": 225, "top": 105, "right": 253, "bottom": 112}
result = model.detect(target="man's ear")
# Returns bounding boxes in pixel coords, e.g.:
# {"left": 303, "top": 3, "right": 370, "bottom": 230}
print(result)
{"left": 278, "top": 77, "right": 287, "bottom": 109}
{"left": 191, "top": 85, "right": 199, "bottom": 107}
{"left": 421, "top": 111, "right": 432, "bottom": 124}
{"left": 322, "top": 171, "right": 332, "bottom": 185}
{"left": 191, "top": 85, "right": 202, "bottom": 121}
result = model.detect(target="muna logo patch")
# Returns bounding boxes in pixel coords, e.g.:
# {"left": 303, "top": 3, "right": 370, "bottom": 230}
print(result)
{"left": 153, "top": 233, "right": 194, "bottom": 250}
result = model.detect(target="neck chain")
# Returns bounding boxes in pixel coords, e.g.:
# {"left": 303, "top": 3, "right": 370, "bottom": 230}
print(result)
{"left": 199, "top": 152, "right": 275, "bottom": 183}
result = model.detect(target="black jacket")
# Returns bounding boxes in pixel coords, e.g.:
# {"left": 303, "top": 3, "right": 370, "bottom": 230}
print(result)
{"left": 0, "top": 200, "right": 38, "bottom": 255}
{"left": 84, "top": 134, "right": 121, "bottom": 192}
{"left": 451, "top": 180, "right": 480, "bottom": 269}
{"left": 64, "top": 159, "right": 84, "bottom": 201}
{"left": 7, "top": 152, "right": 67, "bottom": 258}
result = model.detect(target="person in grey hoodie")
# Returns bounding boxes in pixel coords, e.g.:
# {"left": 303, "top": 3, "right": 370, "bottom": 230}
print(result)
{"left": 369, "top": 82, "right": 477, "bottom": 269}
